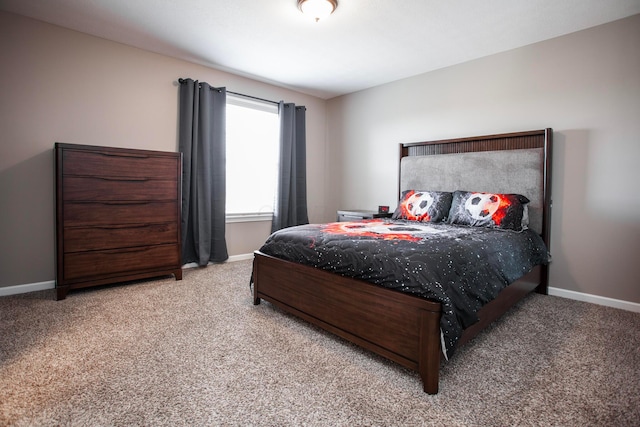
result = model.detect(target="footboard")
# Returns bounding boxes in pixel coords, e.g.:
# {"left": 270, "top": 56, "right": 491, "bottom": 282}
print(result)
{"left": 252, "top": 250, "right": 443, "bottom": 394}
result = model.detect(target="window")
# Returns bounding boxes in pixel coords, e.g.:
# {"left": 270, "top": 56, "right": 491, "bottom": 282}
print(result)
{"left": 225, "top": 95, "right": 279, "bottom": 222}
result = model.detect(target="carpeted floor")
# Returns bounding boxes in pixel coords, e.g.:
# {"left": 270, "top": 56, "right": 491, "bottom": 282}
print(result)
{"left": 1, "top": 260, "right": 639, "bottom": 426}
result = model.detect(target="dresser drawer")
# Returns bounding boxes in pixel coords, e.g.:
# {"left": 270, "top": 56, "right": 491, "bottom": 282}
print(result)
{"left": 64, "top": 201, "right": 178, "bottom": 227}
{"left": 63, "top": 244, "right": 180, "bottom": 281}
{"left": 63, "top": 176, "right": 177, "bottom": 201}
{"left": 63, "top": 149, "right": 178, "bottom": 179}
{"left": 64, "top": 222, "right": 178, "bottom": 252}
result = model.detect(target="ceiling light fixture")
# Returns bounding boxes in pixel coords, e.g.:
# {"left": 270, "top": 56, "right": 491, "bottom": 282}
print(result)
{"left": 297, "top": 0, "right": 338, "bottom": 23}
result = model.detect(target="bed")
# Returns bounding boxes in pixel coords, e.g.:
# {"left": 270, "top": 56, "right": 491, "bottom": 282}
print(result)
{"left": 252, "top": 128, "right": 552, "bottom": 394}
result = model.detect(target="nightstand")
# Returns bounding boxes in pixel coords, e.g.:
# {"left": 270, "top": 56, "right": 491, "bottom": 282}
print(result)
{"left": 336, "top": 209, "right": 393, "bottom": 222}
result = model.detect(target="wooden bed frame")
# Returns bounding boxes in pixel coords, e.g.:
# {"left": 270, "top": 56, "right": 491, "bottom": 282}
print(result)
{"left": 253, "top": 129, "right": 552, "bottom": 394}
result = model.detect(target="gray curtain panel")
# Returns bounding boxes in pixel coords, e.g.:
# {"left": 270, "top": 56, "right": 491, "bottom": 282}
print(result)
{"left": 178, "top": 78, "right": 229, "bottom": 265}
{"left": 272, "top": 102, "right": 309, "bottom": 232}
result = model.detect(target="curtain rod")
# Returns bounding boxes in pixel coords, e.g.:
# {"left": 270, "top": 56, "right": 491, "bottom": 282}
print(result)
{"left": 227, "top": 91, "right": 280, "bottom": 106}
{"left": 178, "top": 78, "right": 279, "bottom": 106}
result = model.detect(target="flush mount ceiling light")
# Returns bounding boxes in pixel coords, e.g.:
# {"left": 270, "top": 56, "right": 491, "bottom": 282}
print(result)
{"left": 297, "top": 0, "right": 338, "bottom": 22}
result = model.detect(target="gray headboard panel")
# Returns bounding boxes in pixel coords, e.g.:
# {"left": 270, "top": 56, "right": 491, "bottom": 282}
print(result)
{"left": 401, "top": 148, "right": 544, "bottom": 233}
{"left": 399, "top": 129, "right": 552, "bottom": 242}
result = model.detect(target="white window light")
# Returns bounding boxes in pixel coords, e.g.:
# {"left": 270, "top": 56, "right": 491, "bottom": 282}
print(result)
{"left": 226, "top": 95, "right": 279, "bottom": 222}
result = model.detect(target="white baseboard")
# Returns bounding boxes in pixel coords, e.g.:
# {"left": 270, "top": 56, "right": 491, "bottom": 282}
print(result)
{"left": 2, "top": 261, "right": 638, "bottom": 314}
{"left": 181, "top": 253, "right": 254, "bottom": 269}
{"left": 228, "top": 253, "right": 255, "bottom": 262}
{"left": 0, "top": 280, "right": 55, "bottom": 297}
{"left": 548, "top": 287, "right": 640, "bottom": 313}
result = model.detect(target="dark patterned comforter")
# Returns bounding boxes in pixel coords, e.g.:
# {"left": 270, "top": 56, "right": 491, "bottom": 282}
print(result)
{"left": 258, "top": 219, "right": 550, "bottom": 358}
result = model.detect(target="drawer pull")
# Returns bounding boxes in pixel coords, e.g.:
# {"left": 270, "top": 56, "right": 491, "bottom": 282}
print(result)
{"left": 99, "top": 201, "right": 151, "bottom": 206}
{"left": 94, "top": 224, "right": 155, "bottom": 230}
{"left": 108, "top": 247, "right": 152, "bottom": 254}
{"left": 94, "top": 176, "right": 150, "bottom": 182}
{"left": 99, "top": 152, "right": 150, "bottom": 159}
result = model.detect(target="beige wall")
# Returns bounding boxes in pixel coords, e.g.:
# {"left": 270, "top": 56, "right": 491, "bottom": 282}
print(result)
{"left": 0, "top": 11, "right": 328, "bottom": 288}
{"left": 327, "top": 14, "right": 640, "bottom": 304}
{"left": 2, "top": 10, "right": 639, "bottom": 306}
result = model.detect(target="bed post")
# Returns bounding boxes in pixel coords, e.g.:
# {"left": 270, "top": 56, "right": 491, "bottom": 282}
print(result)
{"left": 419, "top": 309, "right": 442, "bottom": 394}
{"left": 252, "top": 254, "right": 261, "bottom": 305}
{"left": 536, "top": 128, "right": 553, "bottom": 295}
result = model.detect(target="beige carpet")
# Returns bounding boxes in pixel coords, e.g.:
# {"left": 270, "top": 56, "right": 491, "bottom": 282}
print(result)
{"left": 1, "top": 260, "right": 639, "bottom": 426}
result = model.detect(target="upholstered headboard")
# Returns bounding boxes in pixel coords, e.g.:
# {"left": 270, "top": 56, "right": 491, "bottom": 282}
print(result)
{"left": 399, "top": 129, "right": 552, "bottom": 244}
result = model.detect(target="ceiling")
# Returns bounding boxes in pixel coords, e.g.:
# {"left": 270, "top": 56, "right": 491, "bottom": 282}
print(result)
{"left": 2, "top": 0, "right": 639, "bottom": 99}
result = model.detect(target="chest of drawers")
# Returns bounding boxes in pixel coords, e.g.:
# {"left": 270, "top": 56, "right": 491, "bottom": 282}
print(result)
{"left": 55, "top": 143, "right": 182, "bottom": 300}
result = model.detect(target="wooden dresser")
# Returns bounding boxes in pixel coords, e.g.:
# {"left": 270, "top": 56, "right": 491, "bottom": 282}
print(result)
{"left": 55, "top": 143, "right": 182, "bottom": 300}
